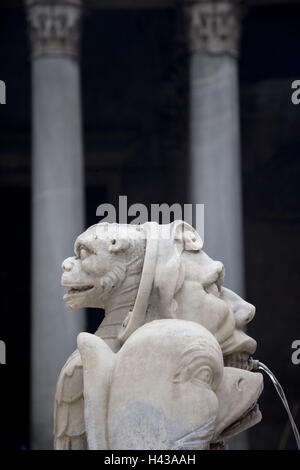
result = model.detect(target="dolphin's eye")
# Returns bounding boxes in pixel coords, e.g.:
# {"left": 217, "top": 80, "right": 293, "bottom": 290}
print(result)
{"left": 192, "top": 365, "right": 213, "bottom": 386}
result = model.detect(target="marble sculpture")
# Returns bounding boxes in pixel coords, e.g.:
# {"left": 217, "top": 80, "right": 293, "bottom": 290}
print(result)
{"left": 54, "top": 221, "right": 263, "bottom": 450}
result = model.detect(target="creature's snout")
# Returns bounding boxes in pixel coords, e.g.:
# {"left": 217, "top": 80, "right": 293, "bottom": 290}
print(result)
{"left": 235, "top": 299, "right": 256, "bottom": 328}
{"left": 62, "top": 257, "right": 75, "bottom": 273}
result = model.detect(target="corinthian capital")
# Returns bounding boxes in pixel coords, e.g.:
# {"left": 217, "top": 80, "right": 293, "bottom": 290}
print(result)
{"left": 183, "top": 1, "right": 241, "bottom": 57}
{"left": 26, "top": 0, "right": 82, "bottom": 59}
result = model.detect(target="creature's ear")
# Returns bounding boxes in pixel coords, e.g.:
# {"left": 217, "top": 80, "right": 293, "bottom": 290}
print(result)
{"left": 154, "top": 221, "right": 202, "bottom": 318}
{"left": 109, "top": 237, "right": 131, "bottom": 253}
{"left": 118, "top": 222, "right": 203, "bottom": 344}
{"left": 77, "top": 333, "right": 116, "bottom": 450}
{"left": 172, "top": 220, "right": 203, "bottom": 252}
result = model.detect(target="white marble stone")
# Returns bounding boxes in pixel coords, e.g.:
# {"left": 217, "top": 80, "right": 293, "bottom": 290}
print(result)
{"left": 77, "top": 320, "right": 263, "bottom": 450}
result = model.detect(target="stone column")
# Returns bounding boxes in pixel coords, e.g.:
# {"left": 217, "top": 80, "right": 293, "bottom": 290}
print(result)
{"left": 26, "top": 0, "right": 85, "bottom": 449}
{"left": 183, "top": 1, "right": 246, "bottom": 449}
{"left": 184, "top": 0, "right": 244, "bottom": 296}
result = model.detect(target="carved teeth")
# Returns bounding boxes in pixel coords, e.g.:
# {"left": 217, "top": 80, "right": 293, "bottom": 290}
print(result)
{"left": 68, "top": 285, "right": 93, "bottom": 294}
{"left": 223, "top": 352, "right": 251, "bottom": 370}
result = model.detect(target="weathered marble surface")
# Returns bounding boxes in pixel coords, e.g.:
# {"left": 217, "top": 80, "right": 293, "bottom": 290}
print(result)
{"left": 54, "top": 221, "right": 261, "bottom": 449}
{"left": 78, "top": 320, "right": 263, "bottom": 450}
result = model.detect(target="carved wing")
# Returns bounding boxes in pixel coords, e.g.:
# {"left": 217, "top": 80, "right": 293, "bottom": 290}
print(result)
{"left": 54, "top": 349, "right": 87, "bottom": 450}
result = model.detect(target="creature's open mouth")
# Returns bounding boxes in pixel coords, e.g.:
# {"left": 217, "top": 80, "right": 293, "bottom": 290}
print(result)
{"left": 219, "top": 402, "right": 261, "bottom": 440}
{"left": 223, "top": 352, "right": 252, "bottom": 370}
{"left": 64, "top": 285, "right": 94, "bottom": 298}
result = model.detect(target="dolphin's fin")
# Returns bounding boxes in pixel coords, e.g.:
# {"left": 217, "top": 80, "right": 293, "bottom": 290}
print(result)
{"left": 77, "top": 332, "right": 116, "bottom": 450}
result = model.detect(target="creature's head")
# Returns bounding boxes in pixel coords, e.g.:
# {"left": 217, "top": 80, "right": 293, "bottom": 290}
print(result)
{"left": 62, "top": 221, "right": 257, "bottom": 365}
{"left": 77, "top": 319, "right": 263, "bottom": 450}
{"left": 61, "top": 223, "right": 146, "bottom": 311}
{"left": 174, "top": 246, "right": 257, "bottom": 365}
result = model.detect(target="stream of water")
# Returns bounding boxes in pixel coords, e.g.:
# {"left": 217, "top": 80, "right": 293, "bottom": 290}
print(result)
{"left": 258, "top": 361, "right": 300, "bottom": 450}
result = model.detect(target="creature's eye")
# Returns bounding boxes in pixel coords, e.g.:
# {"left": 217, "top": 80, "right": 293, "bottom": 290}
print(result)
{"left": 111, "top": 239, "right": 116, "bottom": 245}
{"left": 79, "top": 246, "right": 90, "bottom": 260}
{"left": 203, "top": 265, "right": 224, "bottom": 297}
{"left": 204, "top": 282, "right": 220, "bottom": 297}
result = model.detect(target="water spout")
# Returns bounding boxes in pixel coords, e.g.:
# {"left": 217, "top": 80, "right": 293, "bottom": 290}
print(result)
{"left": 257, "top": 361, "right": 300, "bottom": 450}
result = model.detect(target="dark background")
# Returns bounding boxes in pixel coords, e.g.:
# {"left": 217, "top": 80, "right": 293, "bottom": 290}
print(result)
{"left": 0, "top": 2, "right": 300, "bottom": 450}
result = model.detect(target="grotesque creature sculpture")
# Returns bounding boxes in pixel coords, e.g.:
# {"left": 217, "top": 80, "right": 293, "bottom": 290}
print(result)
{"left": 77, "top": 320, "right": 263, "bottom": 450}
{"left": 54, "top": 221, "right": 258, "bottom": 449}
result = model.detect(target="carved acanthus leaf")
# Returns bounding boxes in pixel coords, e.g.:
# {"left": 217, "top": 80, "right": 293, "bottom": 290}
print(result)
{"left": 183, "top": 1, "right": 241, "bottom": 56}
{"left": 26, "top": 0, "right": 82, "bottom": 59}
